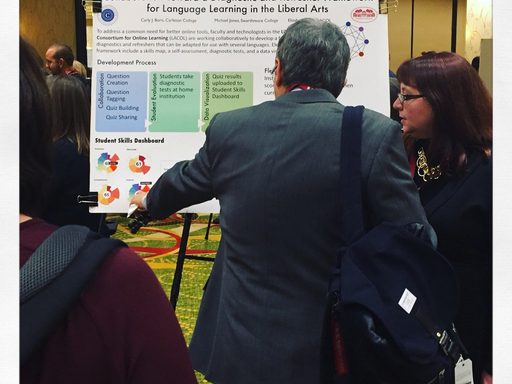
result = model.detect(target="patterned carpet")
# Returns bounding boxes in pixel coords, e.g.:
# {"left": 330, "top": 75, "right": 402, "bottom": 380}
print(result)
{"left": 110, "top": 213, "right": 219, "bottom": 383}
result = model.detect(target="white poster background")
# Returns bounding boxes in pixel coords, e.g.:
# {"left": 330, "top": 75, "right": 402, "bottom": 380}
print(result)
{"left": 90, "top": 0, "right": 389, "bottom": 213}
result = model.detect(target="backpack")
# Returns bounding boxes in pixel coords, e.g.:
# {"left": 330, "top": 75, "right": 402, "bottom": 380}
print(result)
{"left": 20, "top": 225, "right": 125, "bottom": 366}
{"left": 324, "top": 106, "right": 468, "bottom": 384}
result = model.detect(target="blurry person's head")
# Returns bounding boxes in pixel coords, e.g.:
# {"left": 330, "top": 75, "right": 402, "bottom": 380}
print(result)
{"left": 471, "top": 56, "right": 480, "bottom": 72}
{"left": 20, "top": 37, "right": 53, "bottom": 217}
{"left": 393, "top": 51, "right": 492, "bottom": 173}
{"left": 45, "top": 44, "right": 74, "bottom": 75}
{"left": 274, "top": 18, "right": 350, "bottom": 98}
{"left": 49, "top": 75, "right": 90, "bottom": 155}
{"left": 73, "top": 60, "right": 88, "bottom": 78}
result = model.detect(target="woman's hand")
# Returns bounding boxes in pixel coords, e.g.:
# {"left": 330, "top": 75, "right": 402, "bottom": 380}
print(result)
{"left": 482, "top": 371, "right": 492, "bottom": 384}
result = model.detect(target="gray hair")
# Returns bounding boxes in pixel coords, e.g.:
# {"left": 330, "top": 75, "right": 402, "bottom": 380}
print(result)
{"left": 276, "top": 18, "right": 350, "bottom": 97}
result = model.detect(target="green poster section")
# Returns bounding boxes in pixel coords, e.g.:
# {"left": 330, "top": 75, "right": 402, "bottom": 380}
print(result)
{"left": 148, "top": 72, "right": 200, "bottom": 132}
{"left": 147, "top": 71, "right": 253, "bottom": 132}
{"left": 201, "top": 72, "right": 253, "bottom": 131}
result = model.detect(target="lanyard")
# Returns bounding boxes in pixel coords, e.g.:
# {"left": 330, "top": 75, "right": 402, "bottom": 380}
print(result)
{"left": 286, "top": 83, "right": 313, "bottom": 93}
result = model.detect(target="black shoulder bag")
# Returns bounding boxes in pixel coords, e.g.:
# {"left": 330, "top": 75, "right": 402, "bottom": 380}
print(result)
{"left": 326, "top": 106, "right": 468, "bottom": 384}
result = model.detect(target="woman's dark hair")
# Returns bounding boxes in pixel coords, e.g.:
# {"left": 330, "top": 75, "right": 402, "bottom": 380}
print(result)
{"left": 397, "top": 51, "right": 492, "bottom": 174}
{"left": 20, "top": 36, "right": 53, "bottom": 217}
{"left": 49, "top": 75, "right": 90, "bottom": 154}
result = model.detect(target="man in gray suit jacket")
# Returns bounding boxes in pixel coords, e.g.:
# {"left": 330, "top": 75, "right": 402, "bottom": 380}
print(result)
{"left": 131, "top": 18, "right": 435, "bottom": 384}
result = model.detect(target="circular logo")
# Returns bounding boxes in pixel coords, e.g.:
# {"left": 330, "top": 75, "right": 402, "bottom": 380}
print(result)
{"left": 98, "top": 6, "right": 118, "bottom": 25}
{"left": 101, "top": 8, "right": 115, "bottom": 22}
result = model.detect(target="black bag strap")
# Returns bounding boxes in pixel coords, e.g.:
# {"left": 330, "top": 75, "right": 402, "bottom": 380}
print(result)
{"left": 413, "top": 303, "right": 468, "bottom": 363}
{"left": 330, "top": 105, "right": 364, "bottom": 289}
{"left": 20, "top": 225, "right": 126, "bottom": 366}
{"left": 339, "top": 105, "right": 365, "bottom": 245}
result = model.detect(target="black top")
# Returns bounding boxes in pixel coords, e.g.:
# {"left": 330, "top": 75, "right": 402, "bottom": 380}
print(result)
{"left": 42, "top": 138, "right": 101, "bottom": 231}
{"left": 415, "top": 149, "right": 492, "bottom": 378}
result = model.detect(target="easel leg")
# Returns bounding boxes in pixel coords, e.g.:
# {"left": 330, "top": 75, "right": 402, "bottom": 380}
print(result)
{"left": 170, "top": 212, "right": 193, "bottom": 309}
{"left": 205, "top": 213, "right": 213, "bottom": 240}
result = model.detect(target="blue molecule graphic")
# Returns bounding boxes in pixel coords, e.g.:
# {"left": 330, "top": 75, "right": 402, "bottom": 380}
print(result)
{"left": 341, "top": 21, "right": 370, "bottom": 58}
{"left": 102, "top": 9, "right": 115, "bottom": 22}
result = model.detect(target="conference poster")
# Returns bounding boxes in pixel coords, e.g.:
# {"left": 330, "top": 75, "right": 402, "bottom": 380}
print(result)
{"left": 90, "top": 0, "right": 389, "bottom": 213}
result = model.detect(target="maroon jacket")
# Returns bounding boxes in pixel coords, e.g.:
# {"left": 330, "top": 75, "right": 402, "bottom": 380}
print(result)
{"left": 20, "top": 218, "right": 197, "bottom": 384}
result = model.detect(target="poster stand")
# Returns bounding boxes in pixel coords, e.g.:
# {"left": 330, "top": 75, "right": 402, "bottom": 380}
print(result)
{"left": 205, "top": 213, "right": 214, "bottom": 240}
{"left": 170, "top": 213, "right": 215, "bottom": 308}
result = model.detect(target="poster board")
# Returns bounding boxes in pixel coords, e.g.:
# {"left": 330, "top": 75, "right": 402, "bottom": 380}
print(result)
{"left": 90, "top": 0, "right": 390, "bottom": 213}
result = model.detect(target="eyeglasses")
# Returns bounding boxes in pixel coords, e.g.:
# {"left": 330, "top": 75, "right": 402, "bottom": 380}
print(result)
{"left": 397, "top": 93, "right": 424, "bottom": 103}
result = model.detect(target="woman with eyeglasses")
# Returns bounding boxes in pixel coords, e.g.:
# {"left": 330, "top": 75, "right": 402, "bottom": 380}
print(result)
{"left": 393, "top": 51, "right": 492, "bottom": 384}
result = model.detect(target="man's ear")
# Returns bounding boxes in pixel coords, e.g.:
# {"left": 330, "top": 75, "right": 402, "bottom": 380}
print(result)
{"left": 58, "top": 58, "right": 65, "bottom": 68}
{"left": 274, "top": 58, "right": 283, "bottom": 88}
{"left": 273, "top": 57, "right": 287, "bottom": 98}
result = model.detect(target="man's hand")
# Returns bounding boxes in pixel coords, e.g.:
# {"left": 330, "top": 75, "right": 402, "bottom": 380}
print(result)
{"left": 130, "top": 191, "right": 148, "bottom": 210}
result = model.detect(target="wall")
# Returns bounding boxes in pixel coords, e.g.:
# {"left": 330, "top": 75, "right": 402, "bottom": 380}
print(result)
{"left": 480, "top": 38, "right": 492, "bottom": 92}
{"left": 388, "top": 0, "right": 412, "bottom": 72}
{"left": 388, "top": 0, "right": 467, "bottom": 72}
{"left": 465, "top": 0, "right": 492, "bottom": 61}
{"left": 20, "top": 0, "right": 76, "bottom": 62}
